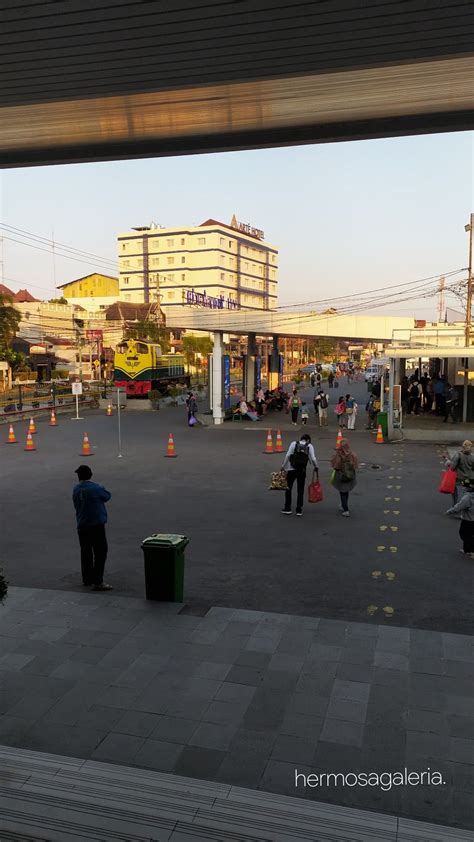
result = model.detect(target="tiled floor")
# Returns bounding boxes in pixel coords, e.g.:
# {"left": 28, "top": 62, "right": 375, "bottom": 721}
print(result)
{"left": 0, "top": 587, "right": 473, "bottom": 833}
{"left": 0, "top": 745, "right": 473, "bottom": 842}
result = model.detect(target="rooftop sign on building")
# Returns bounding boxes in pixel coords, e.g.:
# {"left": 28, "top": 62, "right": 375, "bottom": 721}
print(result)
{"left": 230, "top": 214, "right": 264, "bottom": 241}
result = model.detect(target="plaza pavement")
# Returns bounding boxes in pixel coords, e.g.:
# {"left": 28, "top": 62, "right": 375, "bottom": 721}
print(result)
{"left": 1, "top": 379, "right": 472, "bottom": 633}
{"left": 0, "top": 586, "right": 473, "bottom": 838}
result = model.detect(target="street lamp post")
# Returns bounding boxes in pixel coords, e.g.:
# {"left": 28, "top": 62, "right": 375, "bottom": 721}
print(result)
{"left": 462, "top": 214, "right": 473, "bottom": 423}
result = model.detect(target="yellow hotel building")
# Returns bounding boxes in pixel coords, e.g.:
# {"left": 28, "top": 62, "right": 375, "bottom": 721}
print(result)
{"left": 117, "top": 216, "right": 278, "bottom": 311}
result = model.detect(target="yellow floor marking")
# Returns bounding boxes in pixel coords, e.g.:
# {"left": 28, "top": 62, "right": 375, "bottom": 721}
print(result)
{"left": 367, "top": 605, "right": 378, "bottom": 615}
{"left": 389, "top": 475, "right": 394, "bottom": 479}
{"left": 385, "top": 496, "right": 392, "bottom": 501}
{"left": 387, "top": 485, "right": 393, "bottom": 489}
{"left": 395, "top": 485, "right": 401, "bottom": 489}
{"left": 377, "top": 545, "right": 385, "bottom": 551}
{"left": 383, "top": 606, "right": 395, "bottom": 616}
{"left": 394, "top": 497, "right": 400, "bottom": 502}
{"left": 385, "top": 572, "right": 396, "bottom": 580}
{"left": 383, "top": 509, "right": 390, "bottom": 514}
{"left": 372, "top": 570, "right": 382, "bottom": 578}
{"left": 390, "top": 526, "right": 398, "bottom": 532}
{"left": 393, "top": 510, "right": 400, "bottom": 515}
{"left": 379, "top": 525, "right": 388, "bottom": 531}
{"left": 389, "top": 546, "right": 397, "bottom": 553}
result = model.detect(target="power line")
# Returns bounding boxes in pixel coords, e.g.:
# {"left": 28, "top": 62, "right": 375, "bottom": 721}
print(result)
{"left": 0, "top": 223, "right": 118, "bottom": 271}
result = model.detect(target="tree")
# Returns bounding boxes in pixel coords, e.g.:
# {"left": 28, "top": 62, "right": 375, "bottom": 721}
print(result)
{"left": 0, "top": 293, "right": 20, "bottom": 347}
{"left": 125, "top": 321, "right": 171, "bottom": 351}
{"left": 48, "top": 296, "right": 68, "bottom": 305}
{"left": 182, "top": 335, "right": 213, "bottom": 368}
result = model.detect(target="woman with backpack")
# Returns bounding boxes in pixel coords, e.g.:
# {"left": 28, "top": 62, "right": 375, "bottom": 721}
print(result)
{"left": 345, "top": 393, "right": 358, "bottom": 430}
{"left": 287, "top": 390, "right": 302, "bottom": 425}
{"left": 446, "top": 440, "right": 474, "bottom": 504}
{"left": 330, "top": 439, "right": 358, "bottom": 517}
{"left": 445, "top": 477, "right": 474, "bottom": 557}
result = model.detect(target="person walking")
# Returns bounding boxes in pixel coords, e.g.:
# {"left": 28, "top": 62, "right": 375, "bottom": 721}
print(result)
{"left": 73, "top": 465, "right": 112, "bottom": 591}
{"left": 316, "top": 388, "right": 329, "bottom": 427}
{"left": 443, "top": 383, "right": 458, "bottom": 423}
{"left": 345, "top": 393, "right": 358, "bottom": 430}
{"left": 335, "top": 395, "right": 347, "bottom": 428}
{"left": 328, "top": 371, "right": 334, "bottom": 389}
{"left": 446, "top": 440, "right": 474, "bottom": 504}
{"left": 445, "top": 478, "right": 474, "bottom": 558}
{"left": 408, "top": 381, "right": 420, "bottom": 415}
{"left": 281, "top": 433, "right": 318, "bottom": 517}
{"left": 288, "top": 390, "right": 302, "bottom": 425}
{"left": 330, "top": 439, "right": 358, "bottom": 517}
{"left": 301, "top": 402, "right": 310, "bottom": 425}
{"left": 186, "top": 391, "right": 198, "bottom": 426}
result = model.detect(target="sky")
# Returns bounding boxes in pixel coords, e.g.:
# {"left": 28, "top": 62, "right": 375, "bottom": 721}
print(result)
{"left": 0, "top": 130, "right": 472, "bottom": 320}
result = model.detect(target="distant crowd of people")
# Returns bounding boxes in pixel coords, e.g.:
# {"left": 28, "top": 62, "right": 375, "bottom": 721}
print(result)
{"left": 401, "top": 371, "right": 459, "bottom": 423}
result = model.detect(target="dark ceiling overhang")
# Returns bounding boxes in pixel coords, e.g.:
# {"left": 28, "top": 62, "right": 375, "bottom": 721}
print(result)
{"left": 1, "top": 0, "right": 473, "bottom": 168}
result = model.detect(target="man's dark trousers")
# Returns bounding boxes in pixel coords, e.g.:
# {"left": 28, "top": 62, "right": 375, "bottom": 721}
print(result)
{"left": 78, "top": 524, "right": 108, "bottom": 586}
{"left": 284, "top": 469, "right": 306, "bottom": 513}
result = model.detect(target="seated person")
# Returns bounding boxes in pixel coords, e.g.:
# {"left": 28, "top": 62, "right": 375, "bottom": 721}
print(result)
{"left": 239, "top": 397, "right": 260, "bottom": 421}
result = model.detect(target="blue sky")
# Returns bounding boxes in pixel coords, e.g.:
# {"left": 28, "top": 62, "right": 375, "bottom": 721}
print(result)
{"left": 1, "top": 130, "right": 472, "bottom": 318}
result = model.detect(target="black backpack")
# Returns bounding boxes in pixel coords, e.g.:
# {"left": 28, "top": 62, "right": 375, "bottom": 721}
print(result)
{"left": 319, "top": 394, "right": 328, "bottom": 409}
{"left": 290, "top": 442, "right": 309, "bottom": 470}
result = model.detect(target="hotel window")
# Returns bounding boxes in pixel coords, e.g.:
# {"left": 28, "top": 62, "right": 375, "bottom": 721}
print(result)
{"left": 220, "top": 255, "right": 225, "bottom": 264}
{"left": 181, "top": 238, "right": 185, "bottom": 245}
{"left": 166, "top": 239, "right": 174, "bottom": 247}
{"left": 123, "top": 277, "right": 129, "bottom": 285}
{"left": 198, "top": 237, "right": 206, "bottom": 246}
{"left": 124, "top": 294, "right": 131, "bottom": 301}
{"left": 151, "top": 257, "right": 159, "bottom": 266}
{"left": 228, "top": 240, "right": 232, "bottom": 248}
{"left": 220, "top": 237, "right": 225, "bottom": 246}
{"left": 220, "top": 273, "right": 225, "bottom": 281}
{"left": 244, "top": 262, "right": 248, "bottom": 270}
{"left": 272, "top": 255, "right": 276, "bottom": 262}
{"left": 259, "top": 281, "right": 264, "bottom": 289}
{"left": 122, "top": 259, "right": 130, "bottom": 267}
{"left": 181, "top": 256, "right": 185, "bottom": 264}
{"left": 259, "top": 266, "right": 264, "bottom": 275}
{"left": 121, "top": 243, "right": 126, "bottom": 251}
{"left": 271, "top": 270, "right": 276, "bottom": 279}
{"left": 167, "top": 256, "right": 175, "bottom": 265}
{"left": 168, "top": 291, "right": 175, "bottom": 300}
{"left": 181, "top": 274, "right": 185, "bottom": 281}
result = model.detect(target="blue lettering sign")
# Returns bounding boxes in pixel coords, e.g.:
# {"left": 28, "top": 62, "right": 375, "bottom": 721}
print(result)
{"left": 223, "top": 355, "right": 231, "bottom": 410}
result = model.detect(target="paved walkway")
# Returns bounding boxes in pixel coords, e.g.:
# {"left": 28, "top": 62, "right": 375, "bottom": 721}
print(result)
{"left": 1, "top": 587, "right": 473, "bottom": 836}
{"left": 1, "top": 745, "right": 472, "bottom": 841}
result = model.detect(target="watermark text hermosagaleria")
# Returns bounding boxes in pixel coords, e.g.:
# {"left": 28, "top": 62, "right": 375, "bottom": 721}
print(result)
{"left": 295, "top": 768, "right": 445, "bottom": 792}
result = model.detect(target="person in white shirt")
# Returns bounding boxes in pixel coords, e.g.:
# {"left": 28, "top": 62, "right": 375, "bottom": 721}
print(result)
{"left": 281, "top": 433, "right": 319, "bottom": 517}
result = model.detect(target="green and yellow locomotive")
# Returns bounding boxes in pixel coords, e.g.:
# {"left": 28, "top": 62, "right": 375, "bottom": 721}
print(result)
{"left": 113, "top": 339, "right": 189, "bottom": 397}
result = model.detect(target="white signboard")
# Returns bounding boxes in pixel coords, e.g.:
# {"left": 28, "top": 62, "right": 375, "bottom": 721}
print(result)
{"left": 71, "top": 381, "right": 83, "bottom": 395}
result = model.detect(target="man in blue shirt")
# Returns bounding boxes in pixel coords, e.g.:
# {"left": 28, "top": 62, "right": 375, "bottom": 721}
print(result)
{"left": 73, "top": 465, "right": 112, "bottom": 591}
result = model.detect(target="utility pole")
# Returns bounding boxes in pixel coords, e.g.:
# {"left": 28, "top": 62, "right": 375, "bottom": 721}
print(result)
{"left": 462, "top": 214, "right": 473, "bottom": 423}
{"left": 465, "top": 214, "right": 473, "bottom": 348}
{"left": 437, "top": 276, "right": 445, "bottom": 323}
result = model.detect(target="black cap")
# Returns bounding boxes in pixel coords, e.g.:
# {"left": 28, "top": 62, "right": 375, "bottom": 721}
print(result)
{"left": 75, "top": 465, "right": 92, "bottom": 480}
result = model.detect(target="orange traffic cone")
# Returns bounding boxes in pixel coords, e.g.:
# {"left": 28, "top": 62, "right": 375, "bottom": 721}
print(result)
{"left": 375, "top": 424, "right": 384, "bottom": 444}
{"left": 165, "top": 433, "right": 177, "bottom": 458}
{"left": 106, "top": 403, "right": 113, "bottom": 416}
{"left": 24, "top": 431, "right": 36, "bottom": 452}
{"left": 263, "top": 430, "right": 274, "bottom": 454}
{"left": 336, "top": 429, "right": 343, "bottom": 449}
{"left": 49, "top": 410, "right": 57, "bottom": 426}
{"left": 81, "top": 432, "right": 93, "bottom": 457}
{"left": 28, "top": 417, "right": 37, "bottom": 434}
{"left": 6, "top": 424, "right": 17, "bottom": 444}
{"left": 275, "top": 430, "right": 284, "bottom": 453}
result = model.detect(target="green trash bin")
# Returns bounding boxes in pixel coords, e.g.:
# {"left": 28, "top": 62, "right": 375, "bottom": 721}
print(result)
{"left": 376, "top": 411, "right": 388, "bottom": 439}
{"left": 141, "top": 534, "right": 189, "bottom": 601}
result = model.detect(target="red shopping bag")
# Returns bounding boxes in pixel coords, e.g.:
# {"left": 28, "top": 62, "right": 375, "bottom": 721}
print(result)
{"left": 438, "top": 467, "right": 457, "bottom": 494}
{"left": 308, "top": 478, "right": 323, "bottom": 503}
